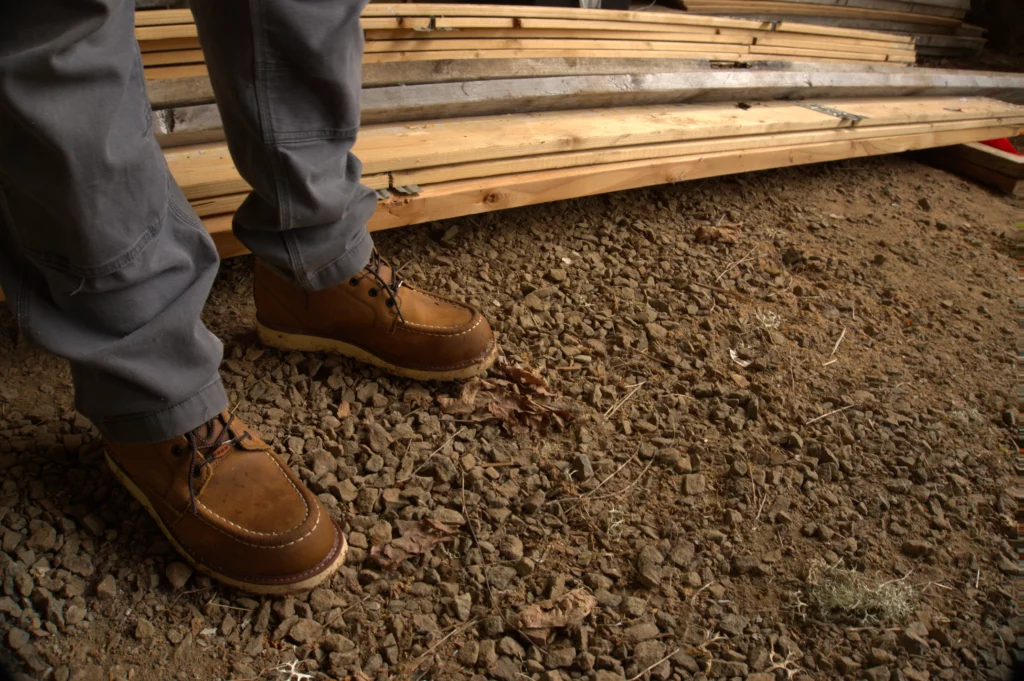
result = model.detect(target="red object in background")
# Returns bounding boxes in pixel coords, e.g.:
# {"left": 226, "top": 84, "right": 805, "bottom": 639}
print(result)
{"left": 980, "top": 138, "right": 1020, "bottom": 155}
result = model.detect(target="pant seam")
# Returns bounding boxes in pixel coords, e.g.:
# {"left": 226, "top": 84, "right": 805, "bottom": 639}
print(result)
{"left": 91, "top": 377, "right": 225, "bottom": 432}
{"left": 304, "top": 228, "right": 372, "bottom": 291}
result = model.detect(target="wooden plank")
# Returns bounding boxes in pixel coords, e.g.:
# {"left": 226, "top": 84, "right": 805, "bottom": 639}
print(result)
{"left": 362, "top": 49, "right": 750, "bottom": 63}
{"left": 197, "top": 122, "right": 1017, "bottom": 237}
{"left": 946, "top": 142, "right": 1024, "bottom": 178}
{"left": 138, "top": 38, "right": 202, "bottom": 53}
{"left": 704, "top": 14, "right": 956, "bottom": 34}
{"left": 736, "top": 0, "right": 965, "bottom": 18}
{"left": 773, "top": 19, "right": 913, "bottom": 41}
{"left": 169, "top": 98, "right": 1023, "bottom": 193}
{"left": 363, "top": 28, "right": 756, "bottom": 46}
{"left": 147, "top": 75, "right": 216, "bottom": 108}
{"left": 136, "top": 24, "right": 198, "bottom": 41}
{"left": 516, "top": 17, "right": 723, "bottom": 33}
{"left": 135, "top": 9, "right": 194, "bottom": 26}
{"left": 683, "top": 1, "right": 960, "bottom": 26}
{"left": 434, "top": 17, "right": 517, "bottom": 28}
{"left": 363, "top": 37, "right": 753, "bottom": 53}
{"left": 145, "top": 64, "right": 209, "bottom": 81}
{"left": 360, "top": 3, "right": 770, "bottom": 30}
{"left": 920, "top": 151, "right": 1023, "bottom": 195}
{"left": 360, "top": 18, "right": 403, "bottom": 30}
{"left": 748, "top": 44, "right": 892, "bottom": 61}
{"left": 141, "top": 49, "right": 206, "bottom": 67}
{"left": 389, "top": 118, "right": 1024, "bottom": 186}
{"left": 188, "top": 118, "right": 1020, "bottom": 219}
{"left": 753, "top": 33, "right": 914, "bottom": 52}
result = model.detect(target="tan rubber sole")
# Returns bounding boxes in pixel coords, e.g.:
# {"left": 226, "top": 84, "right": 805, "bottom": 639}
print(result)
{"left": 105, "top": 452, "right": 347, "bottom": 595}
{"left": 256, "top": 321, "right": 499, "bottom": 381}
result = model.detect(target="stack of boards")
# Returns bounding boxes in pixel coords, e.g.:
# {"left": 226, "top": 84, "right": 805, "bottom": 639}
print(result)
{"left": 676, "top": 0, "right": 986, "bottom": 58}
{"left": 919, "top": 142, "right": 1024, "bottom": 195}
{"left": 135, "top": 4, "right": 1024, "bottom": 259}
{"left": 137, "top": 2, "right": 919, "bottom": 82}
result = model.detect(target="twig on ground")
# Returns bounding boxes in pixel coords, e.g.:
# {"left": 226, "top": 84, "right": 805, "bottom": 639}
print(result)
{"left": 975, "top": 569, "right": 980, "bottom": 589}
{"left": 404, "top": 618, "right": 479, "bottom": 674}
{"left": 804, "top": 404, "right": 856, "bottom": 426}
{"left": 604, "top": 382, "right": 646, "bottom": 418}
{"left": 582, "top": 447, "right": 640, "bottom": 498}
{"left": 588, "top": 459, "right": 655, "bottom": 502}
{"left": 410, "top": 428, "right": 464, "bottom": 478}
{"left": 626, "top": 648, "right": 681, "bottom": 681}
{"left": 830, "top": 327, "right": 848, "bottom": 356}
{"left": 715, "top": 246, "right": 758, "bottom": 283}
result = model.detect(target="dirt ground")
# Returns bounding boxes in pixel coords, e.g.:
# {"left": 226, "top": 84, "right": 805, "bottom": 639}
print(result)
{"left": 0, "top": 153, "right": 1019, "bottom": 681}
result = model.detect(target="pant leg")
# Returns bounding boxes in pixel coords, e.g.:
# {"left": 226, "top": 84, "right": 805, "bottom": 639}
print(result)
{"left": 0, "top": 0, "right": 227, "bottom": 443}
{"left": 190, "top": 0, "right": 377, "bottom": 292}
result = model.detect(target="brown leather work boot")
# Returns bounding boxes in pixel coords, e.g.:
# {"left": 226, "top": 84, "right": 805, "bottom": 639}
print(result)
{"left": 105, "top": 412, "right": 346, "bottom": 594}
{"left": 254, "top": 251, "right": 498, "bottom": 381}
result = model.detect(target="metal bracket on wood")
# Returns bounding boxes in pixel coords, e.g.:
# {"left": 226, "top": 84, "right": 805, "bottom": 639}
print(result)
{"left": 392, "top": 184, "right": 423, "bottom": 196}
{"left": 375, "top": 189, "right": 392, "bottom": 201}
{"left": 798, "top": 102, "right": 866, "bottom": 125}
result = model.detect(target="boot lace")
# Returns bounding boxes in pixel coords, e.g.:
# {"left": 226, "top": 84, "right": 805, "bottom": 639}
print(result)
{"left": 170, "top": 413, "right": 251, "bottom": 513}
{"left": 349, "top": 249, "right": 407, "bottom": 324}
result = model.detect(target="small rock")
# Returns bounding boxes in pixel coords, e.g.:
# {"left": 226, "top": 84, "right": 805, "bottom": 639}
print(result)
{"left": 7, "top": 628, "right": 30, "bottom": 650}
{"left": 497, "top": 636, "right": 525, "bottom": 657}
{"left": 683, "top": 474, "right": 706, "bottom": 495}
{"left": 322, "top": 634, "right": 356, "bottom": 653}
{"left": 901, "top": 622, "right": 930, "bottom": 655}
{"left": 547, "top": 268, "right": 568, "bottom": 283}
{"left": 708, "top": 660, "right": 748, "bottom": 678}
{"left": 546, "top": 647, "right": 577, "bottom": 669}
{"left": 491, "top": 656, "right": 521, "bottom": 681}
{"left": 309, "top": 588, "right": 337, "bottom": 613}
{"left": 453, "top": 593, "right": 472, "bottom": 622}
{"left": 901, "top": 540, "right": 934, "bottom": 558}
{"left": 571, "top": 454, "right": 594, "bottom": 481}
{"left": 865, "top": 666, "right": 891, "bottom": 681}
{"left": 457, "top": 641, "right": 479, "bottom": 666}
{"left": 135, "top": 618, "right": 156, "bottom": 640}
{"left": 165, "top": 562, "right": 193, "bottom": 590}
{"left": 287, "top": 618, "right": 323, "bottom": 645}
{"left": 624, "top": 621, "right": 660, "bottom": 644}
{"left": 96, "top": 574, "right": 117, "bottom": 601}
{"left": 917, "top": 197, "right": 931, "bottom": 211}
{"left": 645, "top": 322, "right": 669, "bottom": 342}
{"left": 636, "top": 545, "right": 664, "bottom": 588}
{"left": 594, "top": 672, "right": 625, "bottom": 681}
{"left": 634, "top": 640, "right": 667, "bottom": 669}
{"left": 718, "top": 613, "right": 748, "bottom": 637}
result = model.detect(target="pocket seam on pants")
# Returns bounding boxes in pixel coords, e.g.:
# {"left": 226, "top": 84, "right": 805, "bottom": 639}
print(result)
{"left": 17, "top": 173, "right": 172, "bottom": 280}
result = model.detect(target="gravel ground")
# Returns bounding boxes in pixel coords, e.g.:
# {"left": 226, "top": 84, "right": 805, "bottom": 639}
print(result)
{"left": 0, "top": 154, "right": 1018, "bottom": 681}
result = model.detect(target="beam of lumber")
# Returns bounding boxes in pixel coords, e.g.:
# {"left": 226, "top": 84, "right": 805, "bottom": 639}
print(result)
{"left": 363, "top": 28, "right": 757, "bottom": 46}
{"left": 729, "top": 0, "right": 966, "bottom": 18}
{"left": 361, "top": 49, "right": 750, "bottom": 63}
{"left": 188, "top": 117, "right": 1021, "bottom": 217}
{"left": 136, "top": 24, "right": 198, "bottom": 41}
{"left": 138, "top": 37, "right": 201, "bottom": 53}
{"left": 747, "top": 45, "right": 901, "bottom": 61}
{"left": 167, "top": 98, "right": 1024, "bottom": 194}
{"left": 145, "top": 64, "right": 209, "bottom": 81}
{"left": 141, "top": 49, "right": 206, "bottom": 67}
{"left": 349, "top": 97, "right": 1024, "bottom": 173}
{"left": 135, "top": 9, "right": 194, "bottom": 26}
{"left": 919, "top": 149, "right": 1023, "bottom": 195}
{"left": 771, "top": 19, "right": 913, "bottom": 40}
{"left": 912, "top": 34, "right": 985, "bottom": 48}
{"left": 682, "top": 1, "right": 960, "bottom": 26}
{"left": 752, "top": 34, "right": 915, "bottom": 53}
{"left": 359, "top": 3, "right": 769, "bottom": 30}
{"left": 150, "top": 69, "right": 1024, "bottom": 146}
{"left": 197, "top": 122, "right": 1019, "bottom": 239}
{"left": 703, "top": 14, "right": 957, "bottom": 34}
{"left": 939, "top": 142, "right": 1024, "bottom": 178}
{"left": 362, "top": 37, "right": 756, "bottom": 53}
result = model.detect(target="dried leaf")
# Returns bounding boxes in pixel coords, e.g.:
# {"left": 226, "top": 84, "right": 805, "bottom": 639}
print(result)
{"left": 695, "top": 225, "right": 740, "bottom": 245}
{"left": 370, "top": 520, "right": 458, "bottom": 570}
{"left": 437, "top": 380, "right": 481, "bottom": 415}
{"left": 729, "top": 348, "right": 752, "bottom": 368}
{"left": 510, "top": 589, "right": 596, "bottom": 643}
{"left": 500, "top": 365, "right": 548, "bottom": 389}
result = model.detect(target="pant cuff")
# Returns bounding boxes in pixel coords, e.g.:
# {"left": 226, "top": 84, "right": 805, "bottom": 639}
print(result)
{"left": 301, "top": 228, "right": 374, "bottom": 292}
{"left": 89, "top": 378, "right": 228, "bottom": 444}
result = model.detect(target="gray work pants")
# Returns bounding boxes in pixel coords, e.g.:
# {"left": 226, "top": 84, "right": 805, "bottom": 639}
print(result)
{"left": 0, "top": 0, "right": 376, "bottom": 442}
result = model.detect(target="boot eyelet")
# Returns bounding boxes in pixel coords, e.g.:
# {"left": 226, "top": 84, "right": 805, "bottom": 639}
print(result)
{"left": 171, "top": 445, "right": 184, "bottom": 456}
{"left": 349, "top": 278, "right": 359, "bottom": 286}
{"left": 385, "top": 299, "right": 395, "bottom": 308}
{"left": 368, "top": 288, "right": 378, "bottom": 297}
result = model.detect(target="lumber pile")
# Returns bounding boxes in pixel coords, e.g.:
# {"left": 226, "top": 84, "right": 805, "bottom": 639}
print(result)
{"left": 674, "top": 0, "right": 988, "bottom": 58}
{"left": 125, "top": 4, "right": 1024, "bottom": 262}
{"left": 136, "top": 3, "right": 920, "bottom": 83}
{"left": 165, "top": 96, "right": 1023, "bottom": 257}
{"left": 919, "top": 141, "right": 1024, "bottom": 194}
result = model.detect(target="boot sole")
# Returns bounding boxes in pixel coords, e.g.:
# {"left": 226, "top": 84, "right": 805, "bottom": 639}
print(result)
{"left": 257, "top": 322, "right": 499, "bottom": 381}
{"left": 105, "top": 452, "right": 347, "bottom": 595}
